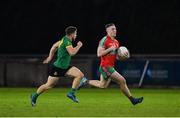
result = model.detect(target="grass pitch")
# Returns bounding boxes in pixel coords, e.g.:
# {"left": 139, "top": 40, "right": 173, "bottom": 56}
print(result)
{"left": 0, "top": 87, "right": 180, "bottom": 117}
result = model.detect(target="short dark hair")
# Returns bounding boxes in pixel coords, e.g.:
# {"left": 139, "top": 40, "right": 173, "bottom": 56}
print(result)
{"left": 65, "top": 26, "right": 77, "bottom": 36}
{"left": 105, "top": 23, "right": 115, "bottom": 29}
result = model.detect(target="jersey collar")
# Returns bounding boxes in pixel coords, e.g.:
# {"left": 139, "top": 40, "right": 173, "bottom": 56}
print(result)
{"left": 107, "top": 35, "right": 114, "bottom": 40}
{"left": 64, "top": 36, "right": 72, "bottom": 42}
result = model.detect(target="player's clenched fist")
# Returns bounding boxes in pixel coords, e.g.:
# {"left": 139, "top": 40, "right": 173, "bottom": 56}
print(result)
{"left": 77, "top": 41, "right": 83, "bottom": 47}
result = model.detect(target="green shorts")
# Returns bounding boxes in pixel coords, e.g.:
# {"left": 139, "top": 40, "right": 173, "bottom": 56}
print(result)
{"left": 99, "top": 66, "right": 116, "bottom": 80}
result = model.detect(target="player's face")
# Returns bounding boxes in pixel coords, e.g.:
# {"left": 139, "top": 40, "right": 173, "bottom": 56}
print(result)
{"left": 71, "top": 31, "right": 77, "bottom": 40}
{"left": 107, "top": 25, "right": 117, "bottom": 38}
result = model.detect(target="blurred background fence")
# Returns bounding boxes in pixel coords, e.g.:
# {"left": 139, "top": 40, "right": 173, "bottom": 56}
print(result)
{"left": 0, "top": 54, "right": 180, "bottom": 88}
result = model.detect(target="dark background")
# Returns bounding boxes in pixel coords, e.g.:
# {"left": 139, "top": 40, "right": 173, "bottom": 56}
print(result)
{"left": 0, "top": 0, "right": 179, "bottom": 54}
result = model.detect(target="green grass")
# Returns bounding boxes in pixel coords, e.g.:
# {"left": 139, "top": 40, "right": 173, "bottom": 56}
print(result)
{"left": 0, "top": 87, "right": 180, "bottom": 117}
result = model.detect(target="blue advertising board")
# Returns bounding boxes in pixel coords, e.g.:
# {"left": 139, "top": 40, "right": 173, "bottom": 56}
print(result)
{"left": 92, "top": 59, "right": 180, "bottom": 86}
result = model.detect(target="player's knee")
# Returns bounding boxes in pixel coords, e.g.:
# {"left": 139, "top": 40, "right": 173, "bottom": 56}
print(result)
{"left": 80, "top": 72, "right": 84, "bottom": 78}
{"left": 76, "top": 72, "right": 84, "bottom": 78}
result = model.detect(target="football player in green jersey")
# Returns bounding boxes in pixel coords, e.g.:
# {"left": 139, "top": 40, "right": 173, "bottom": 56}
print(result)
{"left": 31, "top": 26, "right": 86, "bottom": 106}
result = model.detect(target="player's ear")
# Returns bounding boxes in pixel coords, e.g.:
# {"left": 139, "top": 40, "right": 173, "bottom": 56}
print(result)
{"left": 106, "top": 28, "right": 108, "bottom": 33}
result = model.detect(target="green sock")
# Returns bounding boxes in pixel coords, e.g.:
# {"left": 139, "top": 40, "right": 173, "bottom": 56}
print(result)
{"left": 33, "top": 93, "right": 39, "bottom": 99}
{"left": 69, "top": 88, "right": 77, "bottom": 95}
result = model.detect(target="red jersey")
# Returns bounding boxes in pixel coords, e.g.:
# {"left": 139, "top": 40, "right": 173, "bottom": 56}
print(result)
{"left": 98, "top": 35, "right": 120, "bottom": 67}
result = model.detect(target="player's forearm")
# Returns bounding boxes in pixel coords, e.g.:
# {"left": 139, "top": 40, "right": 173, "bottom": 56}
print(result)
{"left": 97, "top": 48, "right": 112, "bottom": 57}
{"left": 70, "top": 46, "right": 81, "bottom": 56}
{"left": 48, "top": 46, "right": 58, "bottom": 59}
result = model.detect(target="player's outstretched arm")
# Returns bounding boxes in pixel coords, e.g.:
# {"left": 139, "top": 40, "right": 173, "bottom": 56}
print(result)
{"left": 97, "top": 46, "right": 116, "bottom": 57}
{"left": 43, "top": 41, "right": 59, "bottom": 64}
{"left": 66, "top": 41, "right": 83, "bottom": 56}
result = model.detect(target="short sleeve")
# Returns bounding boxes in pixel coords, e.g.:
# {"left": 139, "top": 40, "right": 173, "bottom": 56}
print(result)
{"left": 99, "top": 36, "right": 107, "bottom": 48}
{"left": 65, "top": 40, "right": 72, "bottom": 48}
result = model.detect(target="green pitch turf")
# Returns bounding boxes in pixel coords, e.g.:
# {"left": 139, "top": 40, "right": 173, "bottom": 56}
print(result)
{"left": 0, "top": 87, "right": 180, "bottom": 117}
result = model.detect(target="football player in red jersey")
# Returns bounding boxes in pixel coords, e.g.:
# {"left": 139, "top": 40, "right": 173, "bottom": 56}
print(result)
{"left": 79, "top": 23, "right": 143, "bottom": 105}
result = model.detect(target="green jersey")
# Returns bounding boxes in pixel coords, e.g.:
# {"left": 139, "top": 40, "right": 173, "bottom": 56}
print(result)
{"left": 54, "top": 36, "right": 72, "bottom": 69}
